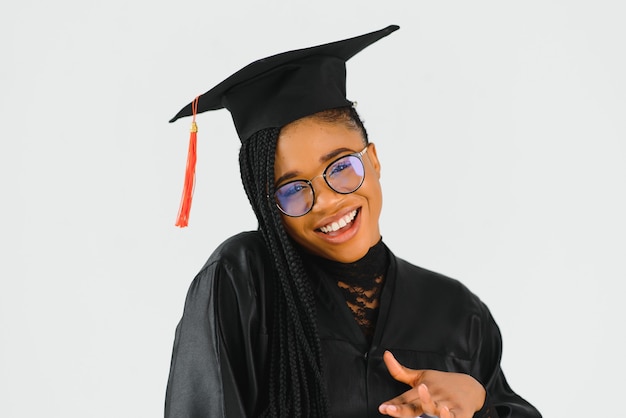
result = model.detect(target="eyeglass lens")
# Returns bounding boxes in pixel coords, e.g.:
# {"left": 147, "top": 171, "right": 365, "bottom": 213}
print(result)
{"left": 275, "top": 153, "right": 365, "bottom": 217}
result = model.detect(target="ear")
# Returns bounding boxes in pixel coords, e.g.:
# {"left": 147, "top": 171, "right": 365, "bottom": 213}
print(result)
{"left": 366, "top": 143, "right": 381, "bottom": 178}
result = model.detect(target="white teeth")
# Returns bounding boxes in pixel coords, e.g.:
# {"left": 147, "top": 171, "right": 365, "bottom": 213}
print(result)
{"left": 320, "top": 210, "right": 358, "bottom": 233}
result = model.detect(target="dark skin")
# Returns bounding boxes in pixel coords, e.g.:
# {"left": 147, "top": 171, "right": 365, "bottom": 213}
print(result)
{"left": 275, "top": 115, "right": 487, "bottom": 417}
{"left": 379, "top": 351, "right": 485, "bottom": 418}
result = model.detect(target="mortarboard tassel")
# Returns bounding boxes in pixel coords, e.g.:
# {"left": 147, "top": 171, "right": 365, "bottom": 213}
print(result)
{"left": 175, "top": 96, "right": 199, "bottom": 227}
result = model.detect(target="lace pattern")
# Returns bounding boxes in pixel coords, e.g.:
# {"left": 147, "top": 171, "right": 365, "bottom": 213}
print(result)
{"left": 337, "top": 274, "right": 384, "bottom": 340}
{"left": 306, "top": 240, "right": 389, "bottom": 343}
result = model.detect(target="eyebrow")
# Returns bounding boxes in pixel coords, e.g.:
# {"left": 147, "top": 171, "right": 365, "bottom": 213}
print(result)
{"left": 275, "top": 147, "right": 355, "bottom": 186}
{"left": 320, "top": 147, "right": 353, "bottom": 163}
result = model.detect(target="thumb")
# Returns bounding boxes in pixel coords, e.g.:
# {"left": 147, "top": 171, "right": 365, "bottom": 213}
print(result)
{"left": 382, "top": 350, "right": 422, "bottom": 386}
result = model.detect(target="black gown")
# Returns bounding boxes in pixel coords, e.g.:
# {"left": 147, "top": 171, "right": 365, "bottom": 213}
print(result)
{"left": 164, "top": 231, "right": 541, "bottom": 418}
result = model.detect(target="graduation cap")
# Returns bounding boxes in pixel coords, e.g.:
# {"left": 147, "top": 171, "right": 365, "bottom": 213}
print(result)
{"left": 170, "top": 24, "right": 400, "bottom": 227}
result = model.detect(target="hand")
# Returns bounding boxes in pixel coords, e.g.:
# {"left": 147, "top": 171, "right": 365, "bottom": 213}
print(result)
{"left": 378, "top": 351, "right": 486, "bottom": 418}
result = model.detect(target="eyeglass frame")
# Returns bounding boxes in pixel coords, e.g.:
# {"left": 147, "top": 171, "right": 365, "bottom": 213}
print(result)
{"left": 273, "top": 145, "right": 370, "bottom": 217}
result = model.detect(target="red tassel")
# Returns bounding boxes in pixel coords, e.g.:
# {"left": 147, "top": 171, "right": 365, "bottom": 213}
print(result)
{"left": 175, "top": 96, "right": 200, "bottom": 227}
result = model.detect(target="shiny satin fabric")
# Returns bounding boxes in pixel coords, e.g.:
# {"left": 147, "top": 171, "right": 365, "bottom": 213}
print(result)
{"left": 165, "top": 231, "right": 541, "bottom": 417}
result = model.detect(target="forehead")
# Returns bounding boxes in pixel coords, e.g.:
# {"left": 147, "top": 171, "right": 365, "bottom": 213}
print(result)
{"left": 275, "top": 118, "right": 364, "bottom": 172}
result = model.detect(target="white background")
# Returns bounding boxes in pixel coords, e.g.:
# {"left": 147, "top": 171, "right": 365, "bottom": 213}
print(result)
{"left": 1, "top": 1, "right": 625, "bottom": 417}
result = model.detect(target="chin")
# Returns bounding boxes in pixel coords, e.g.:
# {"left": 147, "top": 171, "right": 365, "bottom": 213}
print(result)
{"left": 332, "top": 245, "right": 371, "bottom": 263}
{"left": 308, "top": 237, "right": 376, "bottom": 263}
{"left": 285, "top": 207, "right": 381, "bottom": 263}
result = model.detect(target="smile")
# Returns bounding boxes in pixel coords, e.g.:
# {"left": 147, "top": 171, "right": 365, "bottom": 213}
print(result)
{"left": 319, "top": 209, "right": 358, "bottom": 234}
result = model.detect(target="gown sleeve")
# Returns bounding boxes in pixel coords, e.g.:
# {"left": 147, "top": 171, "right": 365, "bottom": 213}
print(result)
{"left": 384, "top": 256, "right": 541, "bottom": 418}
{"left": 164, "top": 232, "right": 271, "bottom": 418}
{"left": 472, "top": 302, "right": 542, "bottom": 418}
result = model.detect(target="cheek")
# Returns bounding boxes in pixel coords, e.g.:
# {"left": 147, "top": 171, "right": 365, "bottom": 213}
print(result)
{"left": 361, "top": 181, "right": 383, "bottom": 238}
{"left": 363, "top": 180, "right": 383, "bottom": 214}
{"left": 281, "top": 216, "right": 309, "bottom": 243}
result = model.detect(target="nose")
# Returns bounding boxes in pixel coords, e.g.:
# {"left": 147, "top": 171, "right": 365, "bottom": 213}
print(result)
{"left": 310, "top": 175, "right": 341, "bottom": 212}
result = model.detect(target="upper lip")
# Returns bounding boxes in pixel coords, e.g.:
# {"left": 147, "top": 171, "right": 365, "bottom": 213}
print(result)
{"left": 314, "top": 206, "right": 360, "bottom": 231}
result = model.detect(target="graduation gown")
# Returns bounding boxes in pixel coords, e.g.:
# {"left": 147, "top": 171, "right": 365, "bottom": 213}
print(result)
{"left": 165, "top": 231, "right": 541, "bottom": 418}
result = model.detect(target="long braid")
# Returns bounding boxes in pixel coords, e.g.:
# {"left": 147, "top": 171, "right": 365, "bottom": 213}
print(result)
{"left": 238, "top": 106, "right": 369, "bottom": 417}
{"left": 239, "top": 127, "right": 329, "bottom": 417}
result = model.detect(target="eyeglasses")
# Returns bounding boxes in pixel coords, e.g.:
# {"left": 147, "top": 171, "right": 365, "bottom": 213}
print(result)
{"left": 274, "top": 146, "right": 369, "bottom": 217}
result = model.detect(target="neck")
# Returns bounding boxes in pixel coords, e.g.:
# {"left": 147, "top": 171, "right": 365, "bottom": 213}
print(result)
{"left": 300, "top": 239, "right": 389, "bottom": 344}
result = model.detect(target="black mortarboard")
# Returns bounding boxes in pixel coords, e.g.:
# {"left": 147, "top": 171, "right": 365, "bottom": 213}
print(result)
{"left": 170, "top": 24, "right": 399, "bottom": 141}
{"left": 170, "top": 24, "right": 400, "bottom": 227}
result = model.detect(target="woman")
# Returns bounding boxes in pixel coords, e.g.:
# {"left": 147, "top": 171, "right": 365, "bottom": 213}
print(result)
{"left": 165, "top": 25, "right": 541, "bottom": 418}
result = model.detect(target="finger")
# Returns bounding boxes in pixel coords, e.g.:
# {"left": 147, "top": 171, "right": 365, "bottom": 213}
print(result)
{"left": 417, "top": 384, "right": 437, "bottom": 415}
{"left": 382, "top": 351, "right": 407, "bottom": 383}
{"left": 379, "top": 392, "right": 421, "bottom": 417}
{"left": 379, "top": 385, "right": 428, "bottom": 417}
{"left": 419, "top": 385, "right": 457, "bottom": 418}
{"left": 440, "top": 405, "right": 453, "bottom": 418}
{"left": 382, "top": 350, "right": 422, "bottom": 386}
{"left": 378, "top": 401, "right": 422, "bottom": 417}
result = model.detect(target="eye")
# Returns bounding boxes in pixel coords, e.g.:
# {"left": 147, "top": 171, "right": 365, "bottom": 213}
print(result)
{"left": 278, "top": 181, "right": 309, "bottom": 198}
{"left": 328, "top": 157, "right": 353, "bottom": 177}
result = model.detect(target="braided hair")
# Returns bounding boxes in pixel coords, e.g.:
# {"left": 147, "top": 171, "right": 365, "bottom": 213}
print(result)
{"left": 238, "top": 106, "right": 368, "bottom": 417}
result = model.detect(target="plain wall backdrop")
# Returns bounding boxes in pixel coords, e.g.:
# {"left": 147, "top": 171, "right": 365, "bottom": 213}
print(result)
{"left": 1, "top": 1, "right": 624, "bottom": 416}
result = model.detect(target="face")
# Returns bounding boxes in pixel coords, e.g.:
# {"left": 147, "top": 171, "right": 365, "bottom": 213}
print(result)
{"left": 274, "top": 116, "right": 383, "bottom": 263}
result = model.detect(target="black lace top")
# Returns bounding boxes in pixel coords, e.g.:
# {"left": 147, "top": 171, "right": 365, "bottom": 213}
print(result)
{"left": 305, "top": 240, "right": 390, "bottom": 343}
